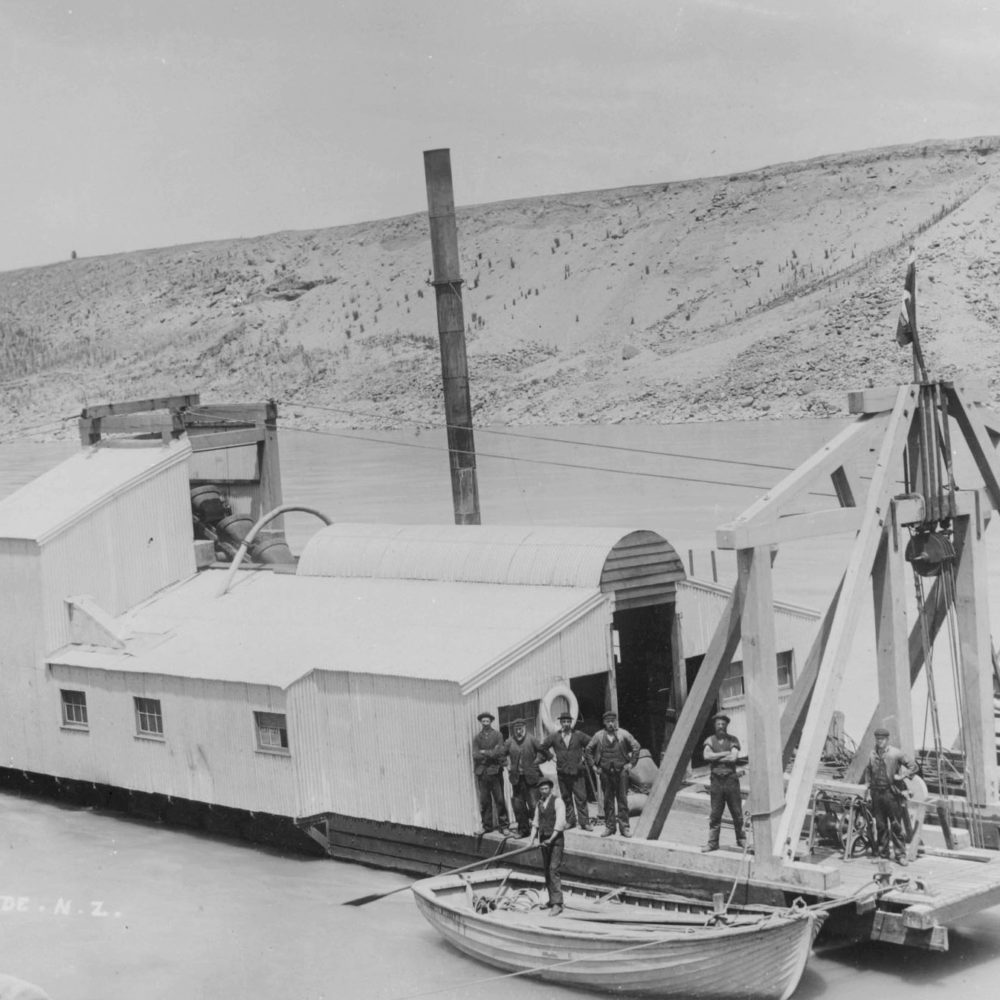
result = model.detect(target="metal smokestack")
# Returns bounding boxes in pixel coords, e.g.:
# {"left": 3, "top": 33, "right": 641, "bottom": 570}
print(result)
{"left": 423, "top": 148, "right": 481, "bottom": 525}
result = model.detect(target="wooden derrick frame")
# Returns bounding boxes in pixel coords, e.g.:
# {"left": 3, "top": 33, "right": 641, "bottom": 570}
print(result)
{"left": 637, "top": 379, "right": 1000, "bottom": 872}
{"left": 78, "top": 393, "right": 285, "bottom": 522}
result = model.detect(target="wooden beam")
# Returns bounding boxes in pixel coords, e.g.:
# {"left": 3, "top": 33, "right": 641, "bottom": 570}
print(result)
{"left": 80, "top": 393, "right": 200, "bottom": 420}
{"left": 872, "top": 525, "right": 914, "bottom": 752}
{"left": 719, "top": 412, "right": 888, "bottom": 535}
{"left": 634, "top": 581, "right": 746, "bottom": 840}
{"left": 716, "top": 506, "right": 862, "bottom": 550}
{"left": 946, "top": 386, "right": 1000, "bottom": 513}
{"left": 772, "top": 385, "right": 916, "bottom": 862}
{"left": 849, "top": 379, "right": 987, "bottom": 415}
{"left": 738, "top": 546, "right": 785, "bottom": 859}
{"left": 780, "top": 576, "right": 844, "bottom": 767}
{"left": 187, "top": 427, "right": 266, "bottom": 452}
{"left": 830, "top": 465, "right": 860, "bottom": 508}
{"left": 952, "top": 510, "right": 1000, "bottom": 809}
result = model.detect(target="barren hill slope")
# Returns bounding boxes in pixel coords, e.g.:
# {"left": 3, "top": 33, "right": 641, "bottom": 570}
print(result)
{"left": 2, "top": 136, "right": 999, "bottom": 438}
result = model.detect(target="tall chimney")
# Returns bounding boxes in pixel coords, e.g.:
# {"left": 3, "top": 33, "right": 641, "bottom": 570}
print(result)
{"left": 423, "top": 148, "right": 481, "bottom": 525}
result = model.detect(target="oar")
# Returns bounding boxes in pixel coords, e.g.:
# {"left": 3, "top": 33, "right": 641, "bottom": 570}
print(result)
{"left": 342, "top": 841, "right": 537, "bottom": 906}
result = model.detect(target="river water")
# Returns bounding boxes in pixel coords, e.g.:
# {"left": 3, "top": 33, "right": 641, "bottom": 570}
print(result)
{"left": 2, "top": 420, "right": 1000, "bottom": 999}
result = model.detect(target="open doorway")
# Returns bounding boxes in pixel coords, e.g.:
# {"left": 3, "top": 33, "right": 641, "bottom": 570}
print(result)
{"left": 612, "top": 603, "right": 675, "bottom": 760}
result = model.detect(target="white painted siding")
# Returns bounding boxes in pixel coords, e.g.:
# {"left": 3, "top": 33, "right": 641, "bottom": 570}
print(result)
{"left": 43, "top": 666, "right": 297, "bottom": 814}
{"left": 39, "top": 458, "right": 195, "bottom": 653}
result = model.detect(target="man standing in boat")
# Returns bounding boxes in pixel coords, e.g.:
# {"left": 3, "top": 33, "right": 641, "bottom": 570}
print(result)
{"left": 702, "top": 712, "right": 746, "bottom": 853}
{"left": 505, "top": 718, "right": 546, "bottom": 838}
{"left": 539, "top": 711, "right": 593, "bottom": 832}
{"left": 585, "top": 711, "right": 640, "bottom": 838}
{"left": 863, "top": 727, "right": 917, "bottom": 865}
{"left": 472, "top": 711, "right": 511, "bottom": 835}
{"left": 529, "top": 775, "right": 566, "bottom": 916}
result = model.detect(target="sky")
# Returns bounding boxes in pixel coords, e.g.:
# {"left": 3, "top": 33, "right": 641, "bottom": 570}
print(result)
{"left": 1, "top": 0, "right": 999, "bottom": 273}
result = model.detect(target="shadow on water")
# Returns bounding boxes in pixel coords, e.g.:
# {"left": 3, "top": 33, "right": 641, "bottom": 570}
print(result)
{"left": 804, "top": 911, "right": 1000, "bottom": 996}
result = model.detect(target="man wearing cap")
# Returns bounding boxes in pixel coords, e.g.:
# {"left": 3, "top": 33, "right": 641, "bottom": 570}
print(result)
{"left": 585, "top": 711, "right": 640, "bottom": 837}
{"left": 539, "top": 712, "right": 593, "bottom": 832}
{"left": 505, "top": 719, "right": 546, "bottom": 838}
{"left": 530, "top": 776, "right": 566, "bottom": 915}
{"left": 702, "top": 712, "right": 745, "bottom": 853}
{"left": 863, "top": 727, "right": 917, "bottom": 865}
{"left": 472, "top": 711, "right": 511, "bottom": 835}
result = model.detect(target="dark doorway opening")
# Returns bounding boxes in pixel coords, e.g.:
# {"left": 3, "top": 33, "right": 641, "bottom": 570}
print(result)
{"left": 612, "top": 603, "right": 675, "bottom": 760}
{"left": 569, "top": 672, "right": 609, "bottom": 740}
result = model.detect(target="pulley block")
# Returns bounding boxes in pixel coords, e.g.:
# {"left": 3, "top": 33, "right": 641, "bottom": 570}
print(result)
{"left": 904, "top": 530, "right": 955, "bottom": 577}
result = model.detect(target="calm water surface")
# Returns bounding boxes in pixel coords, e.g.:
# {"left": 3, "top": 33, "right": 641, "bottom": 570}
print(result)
{"left": 2, "top": 420, "right": 1000, "bottom": 999}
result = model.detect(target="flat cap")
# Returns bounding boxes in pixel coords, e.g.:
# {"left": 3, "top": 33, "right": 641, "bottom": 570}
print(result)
{"left": 511, "top": 718, "right": 527, "bottom": 727}
{"left": 713, "top": 712, "right": 731, "bottom": 724}
{"left": 873, "top": 727, "right": 890, "bottom": 738}
{"left": 537, "top": 776, "right": 554, "bottom": 790}
{"left": 558, "top": 712, "right": 574, "bottom": 722}
{"left": 602, "top": 711, "right": 617, "bottom": 721}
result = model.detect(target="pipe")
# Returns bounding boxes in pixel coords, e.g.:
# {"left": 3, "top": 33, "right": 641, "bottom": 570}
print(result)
{"left": 216, "top": 504, "right": 333, "bottom": 597}
{"left": 423, "top": 148, "right": 481, "bottom": 525}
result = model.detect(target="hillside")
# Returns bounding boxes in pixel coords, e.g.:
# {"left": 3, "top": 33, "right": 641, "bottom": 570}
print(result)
{"left": 2, "top": 136, "right": 999, "bottom": 440}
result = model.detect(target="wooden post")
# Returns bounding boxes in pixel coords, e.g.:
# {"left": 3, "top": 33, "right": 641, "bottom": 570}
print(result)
{"left": 871, "top": 523, "right": 914, "bottom": 752}
{"left": 257, "top": 400, "right": 284, "bottom": 531}
{"left": 423, "top": 148, "right": 481, "bottom": 525}
{"left": 952, "top": 509, "right": 999, "bottom": 808}
{"left": 738, "top": 546, "right": 785, "bottom": 861}
{"left": 670, "top": 610, "right": 687, "bottom": 711}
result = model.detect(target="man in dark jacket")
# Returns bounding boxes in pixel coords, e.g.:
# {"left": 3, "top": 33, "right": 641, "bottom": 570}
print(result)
{"left": 529, "top": 776, "right": 566, "bottom": 915}
{"left": 863, "top": 727, "right": 917, "bottom": 865}
{"left": 702, "top": 712, "right": 745, "bottom": 852}
{"left": 539, "top": 712, "right": 592, "bottom": 831}
{"left": 505, "top": 718, "right": 545, "bottom": 837}
{"left": 585, "top": 711, "right": 640, "bottom": 837}
{"left": 472, "top": 711, "right": 510, "bottom": 834}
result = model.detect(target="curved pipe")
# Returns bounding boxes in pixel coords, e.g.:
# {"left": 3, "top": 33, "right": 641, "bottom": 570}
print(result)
{"left": 216, "top": 504, "right": 333, "bottom": 597}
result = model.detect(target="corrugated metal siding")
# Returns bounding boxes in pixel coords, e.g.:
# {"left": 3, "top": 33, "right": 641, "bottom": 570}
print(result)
{"left": 298, "top": 524, "right": 685, "bottom": 601}
{"left": 38, "top": 459, "right": 195, "bottom": 653}
{"left": 676, "top": 579, "right": 820, "bottom": 670}
{"left": 0, "top": 539, "right": 45, "bottom": 763}
{"left": 289, "top": 671, "right": 472, "bottom": 830}
{"left": 42, "top": 666, "right": 297, "bottom": 814}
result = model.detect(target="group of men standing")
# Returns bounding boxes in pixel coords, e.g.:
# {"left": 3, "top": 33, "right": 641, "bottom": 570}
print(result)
{"left": 472, "top": 709, "right": 640, "bottom": 840}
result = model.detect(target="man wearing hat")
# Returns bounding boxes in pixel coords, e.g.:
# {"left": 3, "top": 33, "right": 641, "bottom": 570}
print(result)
{"left": 863, "top": 727, "right": 917, "bottom": 864}
{"left": 585, "top": 711, "right": 640, "bottom": 837}
{"left": 505, "top": 718, "right": 546, "bottom": 838}
{"left": 530, "top": 775, "right": 566, "bottom": 915}
{"left": 472, "top": 711, "right": 510, "bottom": 835}
{"left": 702, "top": 712, "right": 746, "bottom": 852}
{"left": 539, "top": 712, "right": 593, "bottom": 832}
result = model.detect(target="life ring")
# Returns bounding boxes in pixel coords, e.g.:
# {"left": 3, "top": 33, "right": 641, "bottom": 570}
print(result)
{"left": 539, "top": 683, "right": 579, "bottom": 734}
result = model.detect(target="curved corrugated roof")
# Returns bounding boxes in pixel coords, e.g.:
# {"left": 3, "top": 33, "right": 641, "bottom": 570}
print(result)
{"left": 297, "top": 523, "right": 685, "bottom": 603}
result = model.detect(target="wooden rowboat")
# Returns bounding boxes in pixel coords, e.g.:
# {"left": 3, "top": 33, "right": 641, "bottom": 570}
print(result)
{"left": 412, "top": 869, "right": 822, "bottom": 999}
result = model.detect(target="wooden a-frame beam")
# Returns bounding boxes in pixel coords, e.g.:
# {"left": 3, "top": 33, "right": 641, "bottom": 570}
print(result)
{"left": 716, "top": 413, "right": 886, "bottom": 543}
{"left": 771, "top": 385, "right": 917, "bottom": 862}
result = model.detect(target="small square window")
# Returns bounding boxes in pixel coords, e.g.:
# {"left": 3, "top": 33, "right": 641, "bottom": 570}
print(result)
{"left": 61, "top": 690, "right": 89, "bottom": 729}
{"left": 134, "top": 697, "right": 163, "bottom": 737}
{"left": 255, "top": 711, "right": 289, "bottom": 753}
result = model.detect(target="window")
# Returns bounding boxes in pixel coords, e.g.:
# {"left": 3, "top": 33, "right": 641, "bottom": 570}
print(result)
{"left": 134, "top": 697, "right": 164, "bottom": 737}
{"left": 61, "top": 690, "right": 88, "bottom": 729}
{"left": 498, "top": 700, "right": 539, "bottom": 739}
{"left": 719, "top": 651, "right": 795, "bottom": 707}
{"left": 254, "top": 712, "right": 289, "bottom": 753}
